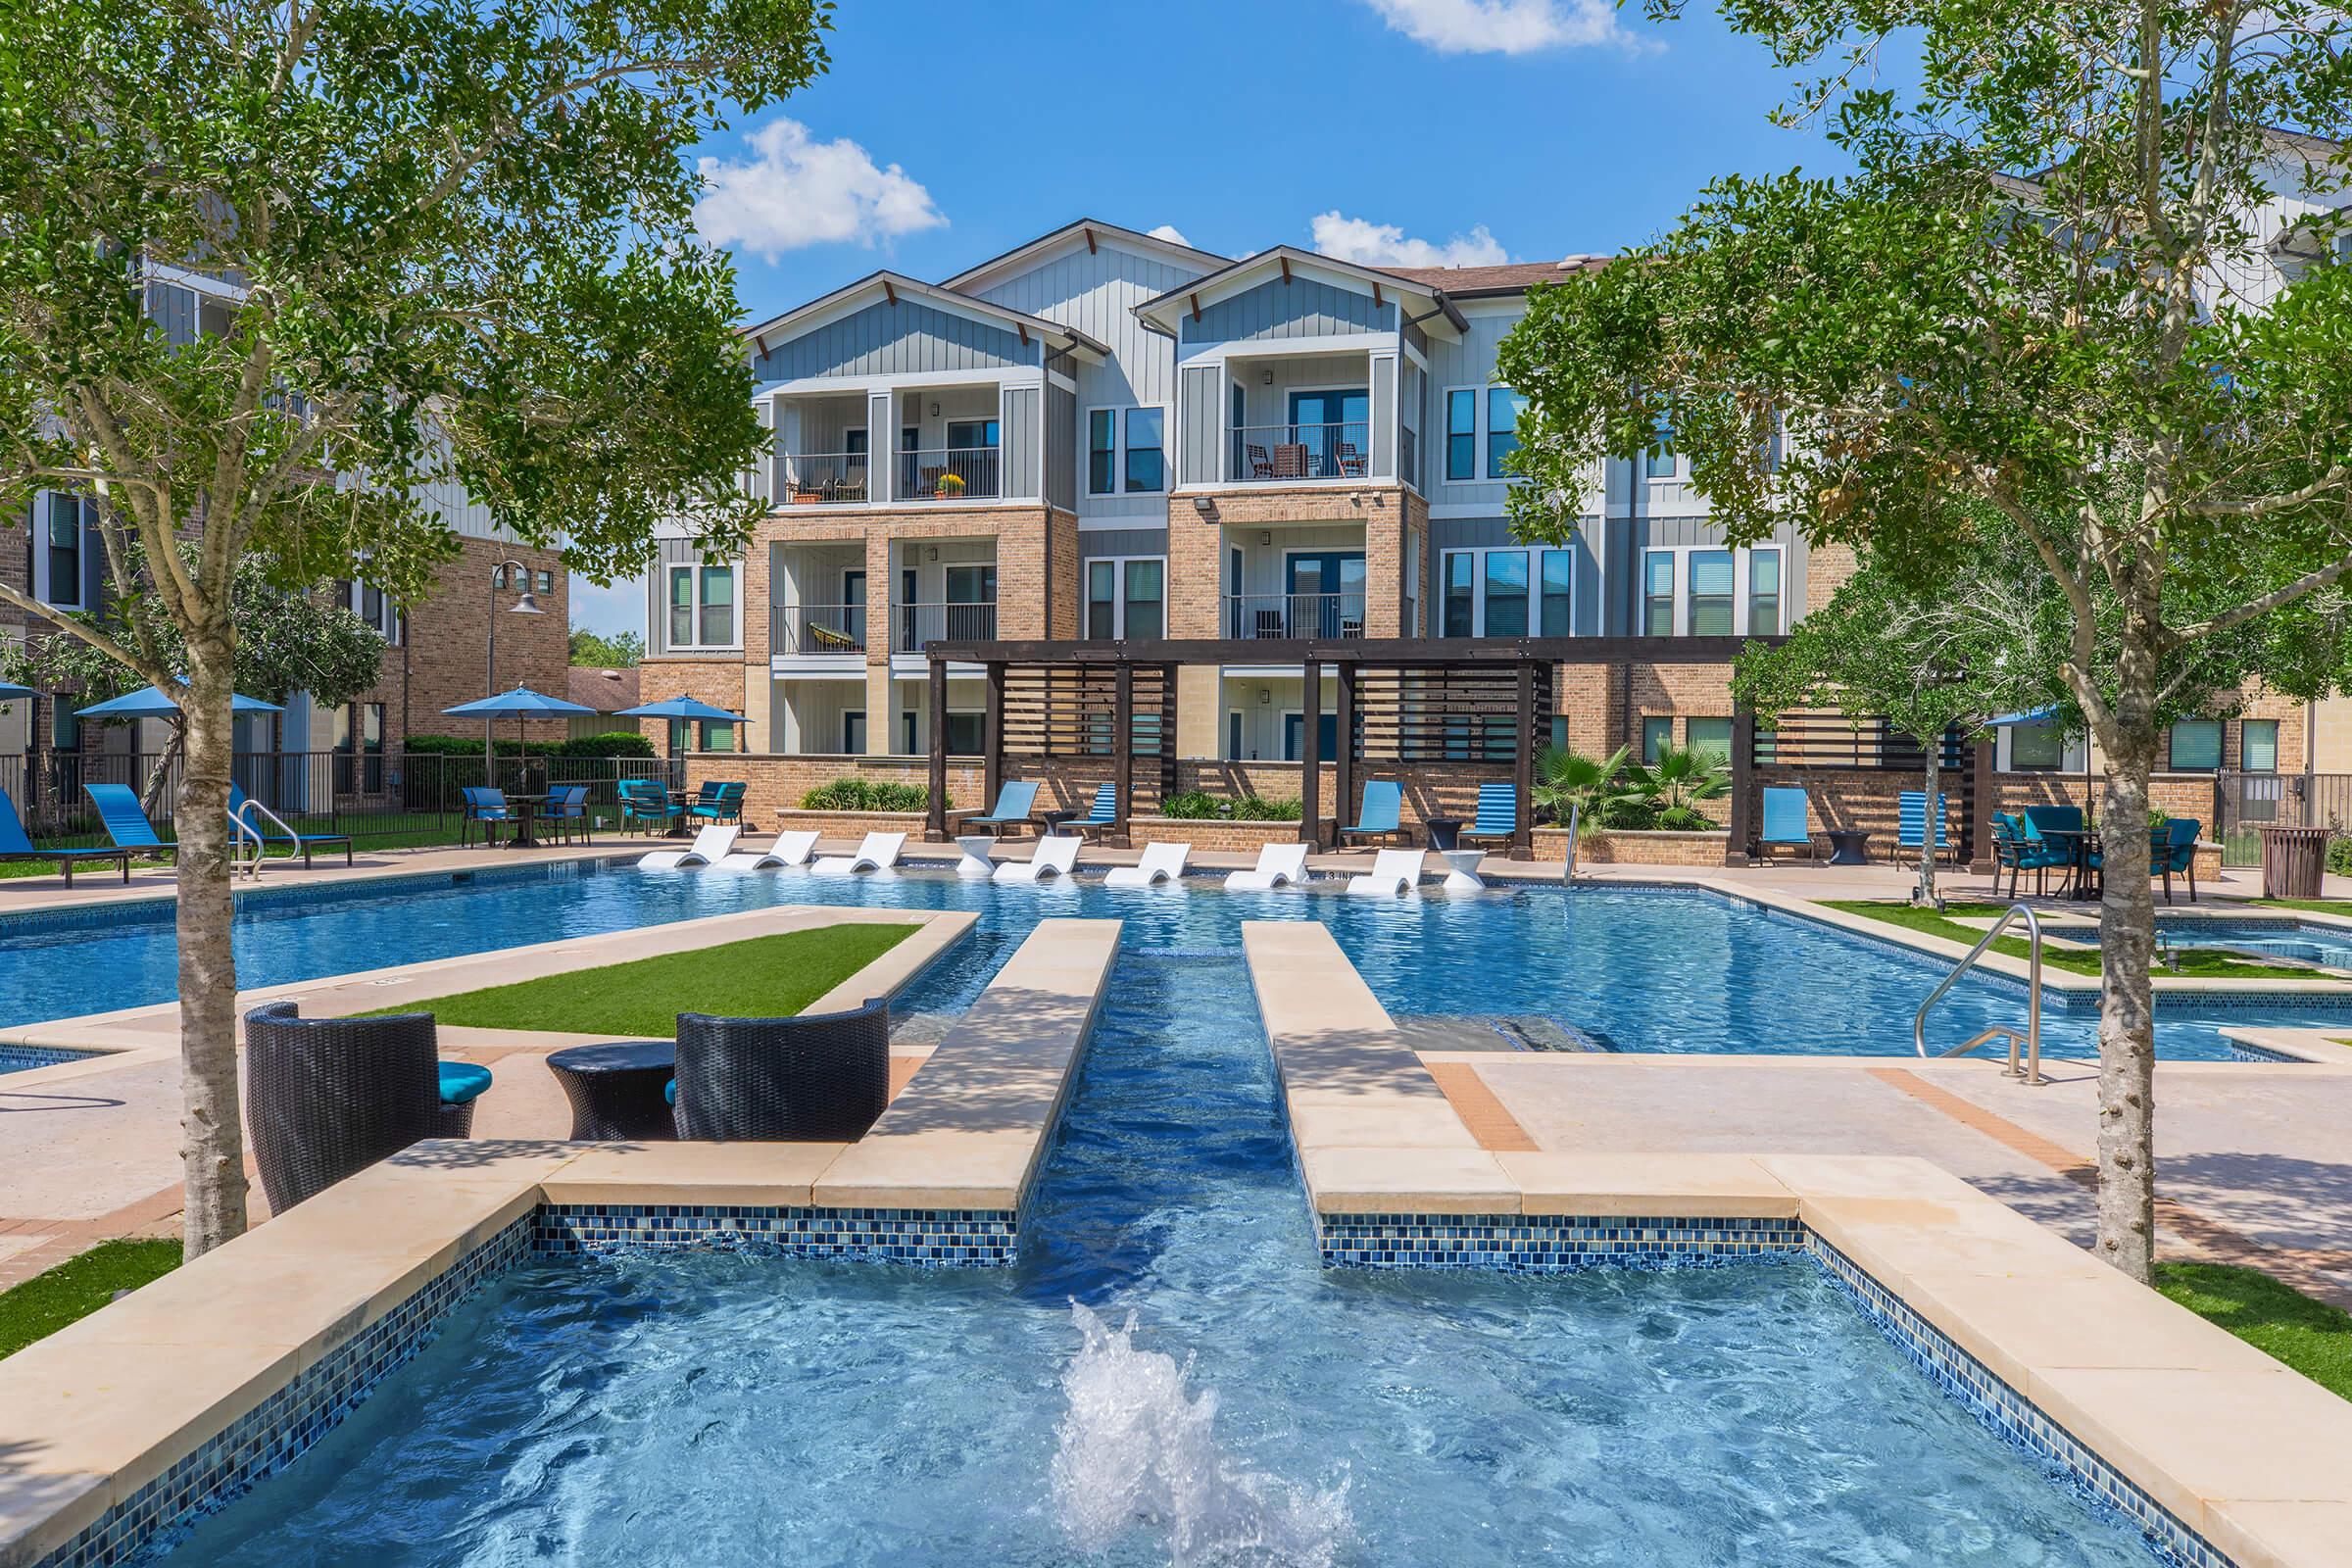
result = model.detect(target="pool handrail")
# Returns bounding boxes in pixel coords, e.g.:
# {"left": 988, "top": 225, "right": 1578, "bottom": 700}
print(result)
{"left": 1913, "top": 900, "right": 2044, "bottom": 1085}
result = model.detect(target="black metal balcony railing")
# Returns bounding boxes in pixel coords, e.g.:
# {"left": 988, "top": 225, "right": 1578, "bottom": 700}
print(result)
{"left": 1223, "top": 592, "right": 1366, "bottom": 640}
{"left": 771, "top": 602, "right": 865, "bottom": 655}
{"left": 895, "top": 601, "right": 997, "bottom": 653}
{"left": 1230, "top": 421, "right": 1370, "bottom": 482}
{"left": 900, "top": 445, "right": 1000, "bottom": 502}
{"left": 776, "top": 453, "right": 869, "bottom": 505}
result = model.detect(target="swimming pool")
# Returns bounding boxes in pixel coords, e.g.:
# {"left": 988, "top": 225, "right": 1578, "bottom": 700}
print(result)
{"left": 155, "top": 948, "right": 2168, "bottom": 1566}
{"left": 2, "top": 858, "right": 2340, "bottom": 1059}
{"left": 2158, "top": 914, "right": 2352, "bottom": 972}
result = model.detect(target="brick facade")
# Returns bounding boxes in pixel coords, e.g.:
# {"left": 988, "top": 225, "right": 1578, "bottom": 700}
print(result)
{"left": 1165, "top": 485, "right": 1408, "bottom": 639}
{"left": 372, "top": 534, "right": 571, "bottom": 746}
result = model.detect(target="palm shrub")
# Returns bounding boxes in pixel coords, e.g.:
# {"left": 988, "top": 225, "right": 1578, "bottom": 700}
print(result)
{"left": 1623, "top": 742, "right": 1730, "bottom": 831}
{"left": 1532, "top": 744, "right": 1638, "bottom": 835}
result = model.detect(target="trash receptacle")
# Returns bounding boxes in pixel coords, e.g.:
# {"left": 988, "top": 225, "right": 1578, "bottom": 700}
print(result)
{"left": 2258, "top": 824, "right": 2328, "bottom": 900}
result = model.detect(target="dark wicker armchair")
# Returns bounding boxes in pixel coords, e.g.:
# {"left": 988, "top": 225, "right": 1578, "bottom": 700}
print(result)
{"left": 671, "top": 998, "right": 891, "bottom": 1142}
{"left": 244, "top": 1002, "right": 490, "bottom": 1210}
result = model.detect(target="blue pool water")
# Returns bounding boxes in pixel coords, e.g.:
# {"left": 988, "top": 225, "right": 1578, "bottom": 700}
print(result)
{"left": 160, "top": 950, "right": 2164, "bottom": 1566}
{"left": 2158, "top": 915, "right": 2352, "bottom": 972}
{"left": 2, "top": 858, "right": 2338, "bottom": 1059}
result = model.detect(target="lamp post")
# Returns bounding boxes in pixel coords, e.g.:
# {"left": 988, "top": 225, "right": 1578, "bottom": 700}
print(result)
{"left": 485, "top": 559, "right": 543, "bottom": 787}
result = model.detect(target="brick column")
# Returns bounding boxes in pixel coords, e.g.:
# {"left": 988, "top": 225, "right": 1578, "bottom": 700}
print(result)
{"left": 864, "top": 531, "right": 894, "bottom": 756}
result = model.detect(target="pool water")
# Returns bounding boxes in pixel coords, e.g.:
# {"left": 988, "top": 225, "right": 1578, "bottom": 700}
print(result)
{"left": 2158, "top": 917, "right": 2352, "bottom": 973}
{"left": 159, "top": 950, "right": 2163, "bottom": 1567}
{"left": 1, "top": 858, "right": 2335, "bottom": 1059}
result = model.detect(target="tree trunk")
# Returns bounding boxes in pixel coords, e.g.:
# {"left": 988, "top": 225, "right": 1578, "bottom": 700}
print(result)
{"left": 1915, "top": 749, "right": 1940, "bottom": 909}
{"left": 175, "top": 644, "right": 248, "bottom": 1257}
{"left": 2094, "top": 707, "right": 2160, "bottom": 1284}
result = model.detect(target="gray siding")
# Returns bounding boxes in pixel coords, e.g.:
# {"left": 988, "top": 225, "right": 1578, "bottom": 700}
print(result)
{"left": 1002, "top": 385, "right": 1040, "bottom": 499}
{"left": 1190, "top": 276, "right": 1384, "bottom": 343}
{"left": 1420, "top": 302, "right": 1528, "bottom": 511}
{"left": 1429, "top": 516, "right": 1607, "bottom": 639}
{"left": 1077, "top": 527, "right": 1167, "bottom": 560}
{"left": 755, "top": 297, "right": 1029, "bottom": 381}
{"left": 1045, "top": 382, "right": 1078, "bottom": 512}
{"left": 1370, "top": 357, "right": 1396, "bottom": 478}
{"left": 1179, "top": 364, "right": 1222, "bottom": 485}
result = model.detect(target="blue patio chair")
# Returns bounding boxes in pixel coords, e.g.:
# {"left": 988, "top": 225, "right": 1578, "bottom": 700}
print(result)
{"left": 228, "top": 784, "right": 352, "bottom": 867}
{"left": 1068, "top": 783, "right": 1120, "bottom": 839}
{"left": 1340, "top": 779, "right": 1404, "bottom": 846}
{"left": 83, "top": 782, "right": 175, "bottom": 856}
{"left": 543, "top": 783, "right": 592, "bottom": 845}
{"left": 1998, "top": 809, "right": 2070, "bottom": 897}
{"left": 1460, "top": 782, "right": 1518, "bottom": 844}
{"left": 688, "top": 781, "right": 746, "bottom": 825}
{"left": 1896, "top": 791, "right": 1953, "bottom": 863}
{"left": 2021, "top": 804, "right": 2094, "bottom": 896}
{"left": 961, "top": 779, "right": 1041, "bottom": 839}
{"left": 1757, "top": 786, "right": 1814, "bottom": 860}
{"left": 459, "top": 786, "right": 512, "bottom": 850}
{"left": 616, "top": 778, "right": 682, "bottom": 836}
{"left": 2153, "top": 817, "right": 2201, "bottom": 905}
{"left": 0, "top": 785, "right": 132, "bottom": 885}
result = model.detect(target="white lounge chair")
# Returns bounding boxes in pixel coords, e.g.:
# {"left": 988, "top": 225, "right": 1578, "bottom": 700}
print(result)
{"left": 638, "top": 824, "right": 739, "bottom": 870}
{"left": 716, "top": 829, "right": 819, "bottom": 870}
{"left": 1103, "top": 841, "right": 1189, "bottom": 889}
{"left": 993, "top": 833, "right": 1080, "bottom": 884}
{"left": 810, "top": 831, "right": 906, "bottom": 875}
{"left": 1345, "top": 848, "right": 1426, "bottom": 898}
{"left": 1223, "top": 842, "right": 1310, "bottom": 892}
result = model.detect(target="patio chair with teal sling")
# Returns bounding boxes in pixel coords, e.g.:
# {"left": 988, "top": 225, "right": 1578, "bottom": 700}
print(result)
{"left": 688, "top": 781, "right": 746, "bottom": 825}
{"left": 1068, "top": 784, "right": 1120, "bottom": 839}
{"left": 83, "top": 782, "right": 175, "bottom": 858}
{"left": 2021, "top": 804, "right": 2094, "bottom": 896}
{"left": 543, "top": 783, "right": 592, "bottom": 844}
{"left": 458, "top": 786, "right": 512, "bottom": 849}
{"left": 1339, "top": 779, "right": 1404, "bottom": 847}
{"left": 0, "top": 786, "right": 133, "bottom": 885}
{"left": 1896, "top": 791, "right": 1954, "bottom": 864}
{"left": 962, "top": 779, "right": 1041, "bottom": 839}
{"left": 616, "top": 778, "right": 682, "bottom": 835}
{"left": 2153, "top": 817, "right": 2201, "bottom": 904}
{"left": 1460, "top": 782, "right": 1518, "bottom": 845}
{"left": 1757, "top": 786, "right": 1815, "bottom": 860}
{"left": 228, "top": 784, "right": 352, "bottom": 867}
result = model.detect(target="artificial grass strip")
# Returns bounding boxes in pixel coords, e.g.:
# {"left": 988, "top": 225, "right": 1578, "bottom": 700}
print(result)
{"left": 2254, "top": 899, "right": 2352, "bottom": 917}
{"left": 373, "top": 922, "right": 924, "bottom": 1038}
{"left": 0, "top": 1240, "right": 181, "bottom": 1360}
{"left": 1821, "top": 901, "right": 2313, "bottom": 980}
{"left": 2155, "top": 1261, "right": 2352, "bottom": 1401}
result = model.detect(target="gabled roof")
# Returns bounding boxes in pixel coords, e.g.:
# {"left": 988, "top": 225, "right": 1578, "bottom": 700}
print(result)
{"left": 941, "top": 219, "right": 1228, "bottom": 294}
{"left": 1372, "top": 257, "right": 1608, "bottom": 297}
{"left": 1132, "top": 245, "right": 1470, "bottom": 337}
{"left": 740, "top": 270, "right": 1110, "bottom": 364}
{"left": 567, "top": 664, "right": 641, "bottom": 714}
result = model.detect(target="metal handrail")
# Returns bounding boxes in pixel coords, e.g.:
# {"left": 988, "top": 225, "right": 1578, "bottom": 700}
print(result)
{"left": 226, "top": 801, "right": 276, "bottom": 880}
{"left": 1913, "top": 901, "right": 2044, "bottom": 1084}
{"left": 1562, "top": 801, "right": 1581, "bottom": 886}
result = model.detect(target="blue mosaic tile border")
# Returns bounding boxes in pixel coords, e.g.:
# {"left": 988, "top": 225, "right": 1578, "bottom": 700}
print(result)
{"left": 534, "top": 1202, "right": 1020, "bottom": 1267}
{"left": 0, "top": 1044, "right": 95, "bottom": 1074}
{"left": 30, "top": 1214, "right": 536, "bottom": 1568}
{"left": 1315, "top": 1211, "right": 1807, "bottom": 1270}
{"left": 1809, "top": 1236, "right": 2227, "bottom": 1568}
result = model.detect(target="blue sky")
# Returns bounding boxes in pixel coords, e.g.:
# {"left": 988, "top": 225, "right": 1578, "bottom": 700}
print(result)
{"left": 571, "top": 0, "right": 1848, "bottom": 637}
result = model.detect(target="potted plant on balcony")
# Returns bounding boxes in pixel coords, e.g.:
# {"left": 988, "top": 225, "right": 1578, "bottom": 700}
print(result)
{"left": 936, "top": 470, "right": 966, "bottom": 497}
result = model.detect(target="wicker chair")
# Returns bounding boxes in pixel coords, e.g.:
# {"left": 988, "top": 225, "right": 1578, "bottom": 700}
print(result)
{"left": 244, "top": 1002, "right": 490, "bottom": 1211}
{"left": 671, "top": 998, "right": 891, "bottom": 1142}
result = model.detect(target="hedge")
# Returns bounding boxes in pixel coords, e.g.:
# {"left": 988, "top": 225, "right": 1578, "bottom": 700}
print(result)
{"left": 403, "top": 731, "right": 655, "bottom": 759}
{"left": 799, "top": 778, "right": 942, "bottom": 813}
{"left": 1160, "top": 790, "right": 1301, "bottom": 821}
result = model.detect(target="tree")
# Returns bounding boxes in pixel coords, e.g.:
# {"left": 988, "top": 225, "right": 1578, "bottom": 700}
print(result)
{"left": 0, "top": 0, "right": 830, "bottom": 1257}
{"left": 570, "top": 627, "right": 646, "bottom": 668}
{"left": 1497, "top": 0, "right": 2352, "bottom": 1281}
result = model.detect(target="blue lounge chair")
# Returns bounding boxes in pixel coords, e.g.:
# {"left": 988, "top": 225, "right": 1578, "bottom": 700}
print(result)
{"left": 616, "top": 778, "right": 681, "bottom": 836}
{"left": 962, "top": 779, "right": 1041, "bottom": 839}
{"left": 227, "top": 784, "right": 352, "bottom": 867}
{"left": 0, "top": 786, "right": 132, "bottom": 885}
{"left": 459, "top": 786, "right": 513, "bottom": 850}
{"left": 688, "top": 781, "right": 746, "bottom": 825}
{"left": 84, "top": 782, "right": 175, "bottom": 857}
{"left": 1068, "top": 784, "right": 1119, "bottom": 839}
{"left": 1896, "top": 791, "right": 1952, "bottom": 863}
{"left": 2153, "top": 817, "right": 2201, "bottom": 904}
{"left": 1340, "top": 779, "right": 1404, "bottom": 846}
{"left": 543, "top": 783, "right": 592, "bottom": 844}
{"left": 1757, "top": 787, "right": 1814, "bottom": 860}
{"left": 1460, "top": 782, "right": 1518, "bottom": 844}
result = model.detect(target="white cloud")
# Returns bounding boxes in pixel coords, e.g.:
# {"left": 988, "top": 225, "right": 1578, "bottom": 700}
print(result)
{"left": 1360, "top": 0, "right": 1631, "bottom": 53}
{"left": 1145, "top": 223, "right": 1193, "bottom": 247}
{"left": 694, "top": 118, "right": 945, "bottom": 261}
{"left": 1309, "top": 212, "right": 1509, "bottom": 269}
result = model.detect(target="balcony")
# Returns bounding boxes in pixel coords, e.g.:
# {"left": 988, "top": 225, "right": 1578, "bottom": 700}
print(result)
{"left": 777, "top": 453, "right": 870, "bottom": 506}
{"left": 894, "top": 600, "right": 997, "bottom": 654}
{"left": 899, "top": 445, "right": 1001, "bottom": 503}
{"left": 1230, "top": 422, "right": 1371, "bottom": 484}
{"left": 1222, "top": 591, "right": 1365, "bottom": 641}
{"left": 772, "top": 603, "right": 865, "bottom": 655}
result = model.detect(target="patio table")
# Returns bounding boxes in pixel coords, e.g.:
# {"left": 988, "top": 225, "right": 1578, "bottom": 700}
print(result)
{"left": 2041, "top": 828, "right": 2103, "bottom": 900}
{"left": 1825, "top": 828, "right": 1873, "bottom": 866}
{"left": 546, "top": 1041, "right": 681, "bottom": 1141}
{"left": 1424, "top": 817, "right": 1463, "bottom": 851}
{"left": 1439, "top": 847, "right": 1486, "bottom": 891}
{"left": 501, "top": 793, "right": 549, "bottom": 850}
{"left": 954, "top": 834, "right": 997, "bottom": 878}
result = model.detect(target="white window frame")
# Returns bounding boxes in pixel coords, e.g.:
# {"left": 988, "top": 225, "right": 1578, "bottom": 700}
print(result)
{"left": 31, "top": 491, "right": 95, "bottom": 612}
{"left": 345, "top": 578, "right": 403, "bottom": 645}
{"left": 1640, "top": 545, "right": 1779, "bottom": 636}
{"left": 1484, "top": 384, "right": 1527, "bottom": 480}
{"left": 1083, "top": 403, "right": 1169, "bottom": 497}
{"left": 665, "top": 561, "right": 743, "bottom": 652}
{"left": 1438, "top": 546, "right": 1575, "bottom": 637}
{"left": 1083, "top": 554, "right": 1168, "bottom": 640}
{"left": 1438, "top": 383, "right": 1527, "bottom": 485}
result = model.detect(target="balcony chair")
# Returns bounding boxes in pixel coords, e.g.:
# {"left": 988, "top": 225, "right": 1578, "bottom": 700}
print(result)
{"left": 0, "top": 785, "right": 132, "bottom": 885}
{"left": 1246, "top": 443, "right": 1276, "bottom": 480}
{"left": 1756, "top": 787, "right": 1815, "bottom": 861}
{"left": 1335, "top": 441, "right": 1368, "bottom": 478}
{"left": 1339, "top": 780, "right": 1405, "bottom": 847}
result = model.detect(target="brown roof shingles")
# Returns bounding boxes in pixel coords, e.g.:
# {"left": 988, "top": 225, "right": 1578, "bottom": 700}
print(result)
{"left": 1373, "top": 258, "right": 1608, "bottom": 295}
{"left": 566, "top": 664, "right": 640, "bottom": 714}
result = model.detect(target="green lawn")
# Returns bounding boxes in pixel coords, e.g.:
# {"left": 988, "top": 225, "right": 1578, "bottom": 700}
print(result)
{"left": 2156, "top": 1262, "right": 2352, "bottom": 1400}
{"left": 0, "top": 1240, "right": 181, "bottom": 1359}
{"left": 1822, "top": 901, "right": 2316, "bottom": 980}
{"left": 370, "top": 922, "right": 923, "bottom": 1037}
{"left": 2254, "top": 899, "right": 2352, "bottom": 918}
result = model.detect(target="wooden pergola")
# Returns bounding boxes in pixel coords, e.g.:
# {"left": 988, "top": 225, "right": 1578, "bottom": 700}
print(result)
{"left": 924, "top": 636, "right": 1773, "bottom": 856}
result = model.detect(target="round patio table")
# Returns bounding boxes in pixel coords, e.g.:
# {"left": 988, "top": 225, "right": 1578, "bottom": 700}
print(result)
{"left": 1425, "top": 817, "right": 1464, "bottom": 851}
{"left": 1825, "top": 828, "right": 1872, "bottom": 866}
{"left": 501, "top": 793, "right": 549, "bottom": 850}
{"left": 545, "top": 1041, "right": 680, "bottom": 1141}
{"left": 954, "top": 834, "right": 998, "bottom": 878}
{"left": 1039, "top": 808, "right": 1076, "bottom": 837}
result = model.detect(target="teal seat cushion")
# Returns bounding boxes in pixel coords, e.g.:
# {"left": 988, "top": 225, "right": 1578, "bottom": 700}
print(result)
{"left": 663, "top": 1077, "right": 676, "bottom": 1106}
{"left": 437, "top": 1060, "right": 494, "bottom": 1105}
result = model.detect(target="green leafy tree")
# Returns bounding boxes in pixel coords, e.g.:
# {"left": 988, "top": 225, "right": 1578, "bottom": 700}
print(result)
{"left": 570, "top": 627, "right": 646, "bottom": 668}
{"left": 0, "top": 0, "right": 830, "bottom": 1256}
{"left": 1498, "top": 0, "right": 2352, "bottom": 1279}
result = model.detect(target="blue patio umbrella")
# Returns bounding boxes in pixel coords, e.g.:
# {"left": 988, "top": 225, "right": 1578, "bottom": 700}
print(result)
{"left": 442, "top": 686, "right": 597, "bottom": 788}
{"left": 77, "top": 682, "right": 284, "bottom": 718}
{"left": 0, "top": 681, "right": 34, "bottom": 701}
{"left": 613, "top": 695, "right": 748, "bottom": 761}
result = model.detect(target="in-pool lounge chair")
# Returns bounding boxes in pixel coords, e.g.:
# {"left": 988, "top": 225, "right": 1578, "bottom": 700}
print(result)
{"left": 639, "top": 824, "right": 739, "bottom": 869}
{"left": 717, "top": 830, "right": 820, "bottom": 870}
{"left": 228, "top": 784, "right": 353, "bottom": 867}
{"left": 1460, "top": 783, "right": 1518, "bottom": 847}
{"left": 1104, "top": 842, "right": 1189, "bottom": 888}
{"left": 1067, "top": 784, "right": 1119, "bottom": 839}
{"left": 1346, "top": 848, "right": 1426, "bottom": 898}
{"left": 1224, "top": 842, "right": 1310, "bottom": 892}
{"left": 960, "top": 780, "right": 1040, "bottom": 839}
{"left": 0, "top": 786, "right": 133, "bottom": 885}
{"left": 84, "top": 782, "right": 176, "bottom": 858}
{"left": 994, "top": 833, "right": 1081, "bottom": 884}
{"left": 811, "top": 831, "right": 906, "bottom": 875}
{"left": 1339, "top": 780, "right": 1404, "bottom": 847}
{"left": 1897, "top": 791, "right": 1954, "bottom": 864}
{"left": 1757, "top": 787, "right": 1815, "bottom": 861}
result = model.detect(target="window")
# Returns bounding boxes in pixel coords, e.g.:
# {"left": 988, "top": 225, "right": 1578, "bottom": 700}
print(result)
{"left": 1443, "top": 552, "right": 1476, "bottom": 637}
{"left": 1486, "top": 387, "right": 1527, "bottom": 477}
{"left": 947, "top": 418, "right": 999, "bottom": 452}
{"left": 35, "top": 491, "right": 94, "bottom": 610}
{"left": 1643, "top": 552, "right": 1676, "bottom": 635}
{"left": 343, "top": 579, "right": 401, "bottom": 643}
{"left": 1085, "top": 556, "right": 1166, "bottom": 639}
{"left": 1686, "top": 717, "right": 1734, "bottom": 761}
{"left": 665, "top": 563, "right": 738, "bottom": 649}
{"left": 2169, "top": 718, "right": 2223, "bottom": 771}
{"left": 1088, "top": 410, "right": 1116, "bottom": 495}
{"left": 1446, "top": 389, "right": 1477, "bottom": 480}
{"left": 945, "top": 711, "right": 985, "bottom": 755}
{"left": 2243, "top": 718, "right": 2280, "bottom": 772}
{"left": 1747, "top": 549, "right": 1783, "bottom": 636}
{"left": 535, "top": 568, "right": 555, "bottom": 595}
{"left": 701, "top": 720, "right": 735, "bottom": 754}
{"left": 1689, "top": 551, "right": 1736, "bottom": 636}
{"left": 1539, "top": 549, "right": 1572, "bottom": 637}
{"left": 2011, "top": 720, "right": 2066, "bottom": 771}
{"left": 841, "top": 711, "right": 865, "bottom": 755}
{"left": 1123, "top": 559, "right": 1163, "bottom": 638}
{"left": 1125, "top": 408, "right": 1164, "bottom": 493}
{"left": 666, "top": 717, "right": 689, "bottom": 755}
{"left": 1644, "top": 415, "right": 1678, "bottom": 480}
{"left": 1088, "top": 406, "right": 1166, "bottom": 495}
{"left": 1439, "top": 547, "right": 1573, "bottom": 637}
{"left": 1641, "top": 715, "right": 1674, "bottom": 764}
{"left": 1482, "top": 550, "right": 1529, "bottom": 636}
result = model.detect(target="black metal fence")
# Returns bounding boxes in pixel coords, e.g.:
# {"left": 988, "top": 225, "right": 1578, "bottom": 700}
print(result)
{"left": 0, "top": 749, "right": 685, "bottom": 852}
{"left": 2214, "top": 770, "right": 2352, "bottom": 866}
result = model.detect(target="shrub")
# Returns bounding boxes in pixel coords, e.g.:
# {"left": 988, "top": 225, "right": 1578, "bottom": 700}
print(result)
{"left": 559, "top": 731, "right": 656, "bottom": 759}
{"left": 1159, "top": 790, "right": 1226, "bottom": 819}
{"left": 798, "top": 778, "right": 937, "bottom": 813}
{"left": 2328, "top": 835, "right": 2352, "bottom": 876}
{"left": 1230, "top": 795, "right": 1301, "bottom": 822}
{"left": 1655, "top": 805, "right": 1716, "bottom": 832}
{"left": 1598, "top": 798, "right": 1659, "bottom": 831}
